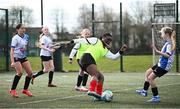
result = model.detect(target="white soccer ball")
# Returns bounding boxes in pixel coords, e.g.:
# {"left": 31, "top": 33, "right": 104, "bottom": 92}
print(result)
{"left": 102, "top": 90, "right": 113, "bottom": 102}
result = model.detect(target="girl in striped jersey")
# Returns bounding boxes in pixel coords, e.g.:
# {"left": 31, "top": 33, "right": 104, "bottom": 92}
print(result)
{"left": 69, "top": 29, "right": 91, "bottom": 92}
{"left": 136, "top": 27, "right": 176, "bottom": 103}
{"left": 31, "top": 27, "right": 57, "bottom": 87}
{"left": 71, "top": 33, "right": 127, "bottom": 100}
{"left": 10, "top": 24, "right": 33, "bottom": 97}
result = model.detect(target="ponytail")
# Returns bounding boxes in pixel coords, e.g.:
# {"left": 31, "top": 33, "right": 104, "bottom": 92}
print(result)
{"left": 171, "top": 30, "right": 176, "bottom": 51}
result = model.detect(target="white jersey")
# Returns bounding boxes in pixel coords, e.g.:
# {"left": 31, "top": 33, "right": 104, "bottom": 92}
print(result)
{"left": 40, "top": 35, "right": 53, "bottom": 56}
{"left": 11, "top": 34, "right": 29, "bottom": 59}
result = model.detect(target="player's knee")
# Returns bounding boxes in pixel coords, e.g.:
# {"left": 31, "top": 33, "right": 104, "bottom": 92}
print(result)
{"left": 43, "top": 68, "right": 49, "bottom": 73}
{"left": 17, "top": 72, "right": 23, "bottom": 76}
{"left": 50, "top": 67, "right": 54, "bottom": 72}
{"left": 147, "top": 76, "right": 153, "bottom": 83}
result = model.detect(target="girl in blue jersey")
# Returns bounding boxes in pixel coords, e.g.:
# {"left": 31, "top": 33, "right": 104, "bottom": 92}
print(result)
{"left": 136, "top": 27, "right": 176, "bottom": 102}
{"left": 10, "top": 23, "right": 33, "bottom": 97}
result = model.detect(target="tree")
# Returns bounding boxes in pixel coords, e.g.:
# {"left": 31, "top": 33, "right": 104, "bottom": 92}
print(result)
{"left": 9, "top": 6, "right": 33, "bottom": 27}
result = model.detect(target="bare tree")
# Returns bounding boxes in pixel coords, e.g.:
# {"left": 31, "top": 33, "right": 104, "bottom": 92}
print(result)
{"left": 9, "top": 6, "right": 33, "bottom": 27}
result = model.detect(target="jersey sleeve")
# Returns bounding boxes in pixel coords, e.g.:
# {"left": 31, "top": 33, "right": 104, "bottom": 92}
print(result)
{"left": 73, "top": 37, "right": 98, "bottom": 45}
{"left": 105, "top": 50, "right": 120, "bottom": 60}
{"left": 11, "top": 37, "right": 18, "bottom": 48}
{"left": 69, "top": 43, "right": 80, "bottom": 59}
{"left": 40, "top": 36, "right": 46, "bottom": 45}
{"left": 166, "top": 44, "right": 172, "bottom": 55}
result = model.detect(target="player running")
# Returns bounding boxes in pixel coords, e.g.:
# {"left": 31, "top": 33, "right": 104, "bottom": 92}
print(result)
{"left": 31, "top": 27, "right": 57, "bottom": 87}
{"left": 136, "top": 27, "right": 176, "bottom": 103}
{"left": 10, "top": 23, "right": 33, "bottom": 97}
{"left": 69, "top": 29, "right": 91, "bottom": 92}
{"left": 71, "top": 33, "right": 127, "bottom": 100}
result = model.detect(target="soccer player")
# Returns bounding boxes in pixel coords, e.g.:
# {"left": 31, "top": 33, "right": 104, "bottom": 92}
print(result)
{"left": 71, "top": 33, "right": 127, "bottom": 100}
{"left": 10, "top": 23, "right": 33, "bottom": 97}
{"left": 31, "top": 27, "right": 57, "bottom": 87}
{"left": 136, "top": 27, "right": 176, "bottom": 103}
{"left": 69, "top": 29, "right": 91, "bottom": 92}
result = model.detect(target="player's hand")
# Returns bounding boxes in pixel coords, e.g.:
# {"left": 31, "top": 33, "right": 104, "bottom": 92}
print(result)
{"left": 120, "top": 44, "right": 127, "bottom": 51}
{"left": 69, "top": 58, "right": 73, "bottom": 64}
{"left": 151, "top": 44, "right": 158, "bottom": 52}
{"left": 49, "top": 48, "right": 55, "bottom": 52}
{"left": 11, "top": 62, "right": 15, "bottom": 68}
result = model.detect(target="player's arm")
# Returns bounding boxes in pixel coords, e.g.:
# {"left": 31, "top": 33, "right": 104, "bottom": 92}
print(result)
{"left": 105, "top": 44, "right": 127, "bottom": 60}
{"left": 69, "top": 43, "right": 80, "bottom": 64}
{"left": 72, "top": 37, "right": 98, "bottom": 45}
{"left": 10, "top": 37, "right": 17, "bottom": 67}
{"left": 152, "top": 45, "right": 171, "bottom": 58}
{"left": 39, "top": 37, "right": 55, "bottom": 52}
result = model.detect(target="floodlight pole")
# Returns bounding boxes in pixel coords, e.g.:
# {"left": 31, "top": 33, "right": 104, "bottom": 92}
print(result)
{"left": 20, "top": 10, "right": 22, "bottom": 23}
{"left": 176, "top": 0, "right": 179, "bottom": 72}
{"left": 92, "top": 3, "right": 95, "bottom": 37}
{"left": 41, "top": 0, "right": 43, "bottom": 27}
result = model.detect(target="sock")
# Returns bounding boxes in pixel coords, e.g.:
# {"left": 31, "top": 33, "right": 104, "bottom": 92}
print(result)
{"left": 48, "top": 71, "right": 54, "bottom": 84}
{"left": 76, "top": 75, "right": 83, "bottom": 87}
{"left": 82, "top": 74, "right": 89, "bottom": 86}
{"left": 11, "top": 75, "right": 21, "bottom": 90}
{"left": 24, "top": 76, "right": 31, "bottom": 90}
{"left": 96, "top": 83, "right": 103, "bottom": 95}
{"left": 33, "top": 70, "right": 44, "bottom": 78}
{"left": 151, "top": 87, "right": 158, "bottom": 96}
{"left": 89, "top": 79, "right": 97, "bottom": 92}
{"left": 143, "top": 81, "right": 150, "bottom": 91}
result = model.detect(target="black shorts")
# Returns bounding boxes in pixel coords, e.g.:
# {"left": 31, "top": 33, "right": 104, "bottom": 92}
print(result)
{"left": 79, "top": 53, "right": 96, "bottom": 71}
{"left": 151, "top": 64, "right": 168, "bottom": 77}
{"left": 41, "top": 56, "right": 52, "bottom": 61}
{"left": 14, "top": 57, "right": 28, "bottom": 64}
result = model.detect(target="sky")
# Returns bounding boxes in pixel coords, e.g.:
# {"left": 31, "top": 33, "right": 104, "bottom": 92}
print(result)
{"left": 0, "top": 0, "right": 177, "bottom": 33}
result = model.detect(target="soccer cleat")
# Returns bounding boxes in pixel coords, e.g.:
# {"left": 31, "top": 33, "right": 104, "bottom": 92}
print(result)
{"left": 9, "top": 90, "right": 19, "bottom": 98}
{"left": 79, "top": 86, "right": 89, "bottom": 92}
{"left": 93, "top": 97, "right": 105, "bottom": 102}
{"left": 75, "top": 86, "right": 81, "bottom": 91}
{"left": 87, "top": 91, "right": 101, "bottom": 99}
{"left": 48, "top": 84, "right": 57, "bottom": 87}
{"left": 147, "top": 95, "right": 160, "bottom": 103}
{"left": 22, "top": 89, "right": 33, "bottom": 97}
{"left": 136, "top": 89, "right": 147, "bottom": 97}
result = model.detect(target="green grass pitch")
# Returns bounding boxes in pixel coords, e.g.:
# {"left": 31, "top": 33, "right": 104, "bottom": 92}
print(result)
{"left": 0, "top": 72, "right": 180, "bottom": 108}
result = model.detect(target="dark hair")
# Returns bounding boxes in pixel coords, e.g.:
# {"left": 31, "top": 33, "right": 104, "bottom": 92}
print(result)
{"left": 100, "top": 33, "right": 112, "bottom": 40}
{"left": 12, "top": 23, "right": 23, "bottom": 36}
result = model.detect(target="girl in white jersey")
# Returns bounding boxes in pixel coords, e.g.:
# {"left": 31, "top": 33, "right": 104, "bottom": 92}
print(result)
{"left": 10, "top": 24, "right": 33, "bottom": 97}
{"left": 31, "top": 27, "right": 57, "bottom": 87}
{"left": 136, "top": 27, "right": 176, "bottom": 103}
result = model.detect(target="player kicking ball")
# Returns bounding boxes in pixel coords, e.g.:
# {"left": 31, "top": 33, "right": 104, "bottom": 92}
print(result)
{"left": 71, "top": 33, "right": 127, "bottom": 101}
{"left": 136, "top": 27, "right": 176, "bottom": 103}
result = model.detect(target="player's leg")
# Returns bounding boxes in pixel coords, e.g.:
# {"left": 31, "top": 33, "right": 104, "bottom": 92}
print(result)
{"left": 10, "top": 61, "right": 23, "bottom": 97}
{"left": 147, "top": 72, "right": 160, "bottom": 102}
{"left": 21, "top": 60, "right": 33, "bottom": 97}
{"left": 82, "top": 72, "right": 89, "bottom": 87}
{"left": 75, "top": 69, "right": 84, "bottom": 91}
{"left": 48, "top": 59, "right": 57, "bottom": 87}
{"left": 31, "top": 61, "right": 50, "bottom": 84}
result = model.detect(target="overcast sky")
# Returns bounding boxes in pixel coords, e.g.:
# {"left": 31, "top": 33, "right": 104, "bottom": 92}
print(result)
{"left": 0, "top": 0, "right": 177, "bottom": 33}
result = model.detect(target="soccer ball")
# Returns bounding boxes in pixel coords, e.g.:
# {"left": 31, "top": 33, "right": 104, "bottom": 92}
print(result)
{"left": 102, "top": 90, "right": 113, "bottom": 102}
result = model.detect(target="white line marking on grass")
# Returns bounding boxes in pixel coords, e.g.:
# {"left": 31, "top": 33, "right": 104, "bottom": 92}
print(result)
{"left": 18, "top": 83, "right": 180, "bottom": 105}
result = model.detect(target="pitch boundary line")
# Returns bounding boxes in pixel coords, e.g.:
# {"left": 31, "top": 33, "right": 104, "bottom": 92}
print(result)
{"left": 18, "top": 83, "right": 180, "bottom": 105}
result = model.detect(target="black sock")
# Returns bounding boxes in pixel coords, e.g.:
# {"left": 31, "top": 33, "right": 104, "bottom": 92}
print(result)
{"left": 151, "top": 87, "right": 158, "bottom": 96}
{"left": 24, "top": 76, "right": 31, "bottom": 90}
{"left": 143, "top": 81, "right": 150, "bottom": 91}
{"left": 11, "top": 75, "right": 21, "bottom": 90}
{"left": 82, "top": 74, "right": 89, "bottom": 86}
{"left": 76, "top": 75, "right": 83, "bottom": 87}
{"left": 33, "top": 70, "right": 44, "bottom": 78}
{"left": 48, "top": 71, "right": 54, "bottom": 84}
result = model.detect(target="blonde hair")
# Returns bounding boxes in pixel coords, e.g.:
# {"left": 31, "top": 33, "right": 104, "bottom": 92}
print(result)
{"left": 80, "top": 28, "right": 91, "bottom": 38}
{"left": 162, "top": 27, "right": 176, "bottom": 51}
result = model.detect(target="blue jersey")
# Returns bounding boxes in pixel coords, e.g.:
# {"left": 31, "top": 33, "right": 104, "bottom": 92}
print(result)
{"left": 11, "top": 34, "right": 29, "bottom": 58}
{"left": 158, "top": 41, "right": 175, "bottom": 71}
